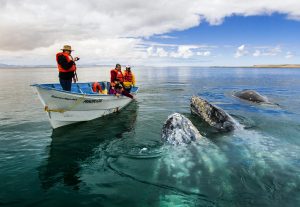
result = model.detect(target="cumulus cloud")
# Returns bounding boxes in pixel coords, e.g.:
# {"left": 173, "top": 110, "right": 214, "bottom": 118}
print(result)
{"left": 234, "top": 45, "right": 248, "bottom": 58}
{"left": 253, "top": 50, "right": 261, "bottom": 57}
{"left": 0, "top": 0, "right": 201, "bottom": 51}
{"left": 170, "top": 46, "right": 197, "bottom": 58}
{"left": 147, "top": 47, "right": 168, "bottom": 57}
{"left": 1, "top": 0, "right": 300, "bottom": 64}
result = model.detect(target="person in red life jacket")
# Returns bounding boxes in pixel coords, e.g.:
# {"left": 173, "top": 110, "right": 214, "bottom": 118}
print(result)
{"left": 110, "top": 63, "right": 124, "bottom": 88}
{"left": 92, "top": 82, "right": 102, "bottom": 93}
{"left": 92, "top": 82, "right": 108, "bottom": 94}
{"left": 123, "top": 65, "right": 136, "bottom": 93}
{"left": 56, "top": 45, "right": 80, "bottom": 91}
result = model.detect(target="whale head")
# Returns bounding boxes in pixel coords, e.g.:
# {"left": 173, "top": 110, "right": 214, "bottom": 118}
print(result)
{"left": 162, "top": 113, "right": 202, "bottom": 145}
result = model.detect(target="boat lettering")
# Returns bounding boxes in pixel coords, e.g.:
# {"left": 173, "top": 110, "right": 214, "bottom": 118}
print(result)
{"left": 83, "top": 99, "right": 103, "bottom": 103}
{"left": 51, "top": 95, "right": 77, "bottom": 101}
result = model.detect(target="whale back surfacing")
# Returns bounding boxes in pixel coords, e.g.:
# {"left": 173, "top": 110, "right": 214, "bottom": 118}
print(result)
{"left": 190, "top": 96, "right": 235, "bottom": 132}
{"left": 234, "top": 90, "right": 268, "bottom": 103}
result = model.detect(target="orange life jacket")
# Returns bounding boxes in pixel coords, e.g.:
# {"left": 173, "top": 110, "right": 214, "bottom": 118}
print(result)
{"left": 92, "top": 82, "right": 102, "bottom": 93}
{"left": 123, "top": 71, "right": 133, "bottom": 82}
{"left": 56, "top": 52, "right": 76, "bottom": 73}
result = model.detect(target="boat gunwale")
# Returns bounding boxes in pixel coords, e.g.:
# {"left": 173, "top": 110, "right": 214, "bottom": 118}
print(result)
{"left": 31, "top": 83, "right": 138, "bottom": 98}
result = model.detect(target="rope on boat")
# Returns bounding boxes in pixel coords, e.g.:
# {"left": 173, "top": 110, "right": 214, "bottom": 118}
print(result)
{"left": 44, "top": 94, "right": 86, "bottom": 113}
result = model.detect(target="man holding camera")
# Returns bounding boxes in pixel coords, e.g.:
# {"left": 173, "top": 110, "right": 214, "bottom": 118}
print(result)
{"left": 56, "top": 45, "right": 80, "bottom": 91}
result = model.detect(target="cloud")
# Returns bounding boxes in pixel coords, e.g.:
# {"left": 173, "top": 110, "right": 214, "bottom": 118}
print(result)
{"left": 253, "top": 50, "right": 261, "bottom": 57}
{"left": 285, "top": 51, "right": 294, "bottom": 59}
{"left": 1, "top": 0, "right": 300, "bottom": 64}
{"left": 147, "top": 47, "right": 168, "bottom": 57}
{"left": 234, "top": 45, "right": 248, "bottom": 58}
{"left": 170, "top": 46, "right": 197, "bottom": 58}
{"left": 197, "top": 51, "right": 211, "bottom": 56}
{"left": 0, "top": 0, "right": 201, "bottom": 51}
{"left": 147, "top": 45, "right": 212, "bottom": 59}
{"left": 252, "top": 46, "right": 282, "bottom": 57}
{"left": 154, "top": 35, "right": 177, "bottom": 39}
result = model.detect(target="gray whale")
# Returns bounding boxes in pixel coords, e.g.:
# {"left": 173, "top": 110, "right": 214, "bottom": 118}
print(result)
{"left": 234, "top": 90, "right": 268, "bottom": 103}
{"left": 162, "top": 113, "right": 202, "bottom": 145}
{"left": 190, "top": 96, "right": 235, "bottom": 132}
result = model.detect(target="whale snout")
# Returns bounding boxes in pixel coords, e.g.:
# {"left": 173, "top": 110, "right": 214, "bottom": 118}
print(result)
{"left": 162, "top": 113, "right": 202, "bottom": 145}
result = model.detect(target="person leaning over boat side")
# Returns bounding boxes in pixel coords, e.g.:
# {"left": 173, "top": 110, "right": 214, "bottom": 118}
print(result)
{"left": 109, "top": 83, "right": 133, "bottom": 99}
{"left": 56, "top": 45, "right": 80, "bottom": 91}
{"left": 123, "top": 65, "right": 136, "bottom": 93}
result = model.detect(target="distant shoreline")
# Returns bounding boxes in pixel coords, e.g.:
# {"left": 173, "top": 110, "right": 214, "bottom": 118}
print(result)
{"left": 253, "top": 64, "right": 300, "bottom": 68}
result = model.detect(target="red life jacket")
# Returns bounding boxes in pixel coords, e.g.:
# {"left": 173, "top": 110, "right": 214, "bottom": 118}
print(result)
{"left": 116, "top": 70, "right": 124, "bottom": 82}
{"left": 123, "top": 71, "right": 133, "bottom": 82}
{"left": 92, "top": 82, "right": 102, "bottom": 93}
{"left": 110, "top": 69, "right": 124, "bottom": 86}
{"left": 56, "top": 52, "right": 76, "bottom": 73}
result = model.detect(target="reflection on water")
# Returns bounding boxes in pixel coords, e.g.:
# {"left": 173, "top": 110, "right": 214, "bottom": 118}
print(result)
{"left": 38, "top": 102, "right": 138, "bottom": 190}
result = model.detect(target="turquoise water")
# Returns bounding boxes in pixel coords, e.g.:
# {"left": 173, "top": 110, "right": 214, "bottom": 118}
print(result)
{"left": 0, "top": 67, "right": 300, "bottom": 207}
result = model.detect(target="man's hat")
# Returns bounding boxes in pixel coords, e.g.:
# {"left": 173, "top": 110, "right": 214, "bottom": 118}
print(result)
{"left": 126, "top": 65, "right": 131, "bottom": 69}
{"left": 61, "top": 45, "right": 74, "bottom": 51}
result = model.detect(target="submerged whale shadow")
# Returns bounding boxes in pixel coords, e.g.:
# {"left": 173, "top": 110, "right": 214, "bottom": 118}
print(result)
{"left": 38, "top": 102, "right": 138, "bottom": 190}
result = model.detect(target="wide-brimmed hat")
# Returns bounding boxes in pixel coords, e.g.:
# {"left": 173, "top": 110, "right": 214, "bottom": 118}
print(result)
{"left": 61, "top": 45, "right": 74, "bottom": 51}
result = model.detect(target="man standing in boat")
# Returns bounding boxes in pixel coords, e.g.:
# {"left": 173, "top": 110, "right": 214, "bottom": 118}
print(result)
{"left": 56, "top": 45, "right": 80, "bottom": 91}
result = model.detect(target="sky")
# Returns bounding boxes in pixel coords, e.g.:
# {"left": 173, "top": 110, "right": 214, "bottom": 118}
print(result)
{"left": 0, "top": 0, "right": 300, "bottom": 66}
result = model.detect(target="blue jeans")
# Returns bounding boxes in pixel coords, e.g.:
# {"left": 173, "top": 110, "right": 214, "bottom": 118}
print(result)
{"left": 59, "top": 78, "right": 72, "bottom": 91}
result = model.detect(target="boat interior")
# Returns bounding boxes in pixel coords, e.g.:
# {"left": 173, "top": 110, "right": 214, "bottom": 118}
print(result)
{"left": 37, "top": 82, "right": 138, "bottom": 95}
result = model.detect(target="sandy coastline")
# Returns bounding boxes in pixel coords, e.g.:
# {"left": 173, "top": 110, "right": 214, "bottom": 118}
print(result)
{"left": 253, "top": 64, "right": 300, "bottom": 68}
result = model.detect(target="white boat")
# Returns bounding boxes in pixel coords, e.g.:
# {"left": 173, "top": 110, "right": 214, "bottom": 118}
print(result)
{"left": 32, "top": 82, "right": 138, "bottom": 129}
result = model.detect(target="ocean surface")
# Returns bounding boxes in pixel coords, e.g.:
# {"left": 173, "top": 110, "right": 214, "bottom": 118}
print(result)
{"left": 0, "top": 67, "right": 299, "bottom": 207}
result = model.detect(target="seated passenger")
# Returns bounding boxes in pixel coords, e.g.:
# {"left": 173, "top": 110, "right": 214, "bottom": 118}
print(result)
{"left": 123, "top": 65, "right": 136, "bottom": 93}
{"left": 110, "top": 64, "right": 124, "bottom": 87}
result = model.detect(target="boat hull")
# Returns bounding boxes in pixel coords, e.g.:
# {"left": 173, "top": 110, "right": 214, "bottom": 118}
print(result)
{"left": 33, "top": 84, "right": 135, "bottom": 128}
